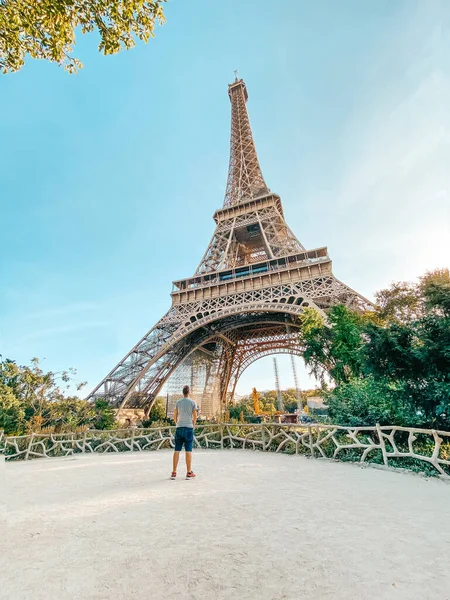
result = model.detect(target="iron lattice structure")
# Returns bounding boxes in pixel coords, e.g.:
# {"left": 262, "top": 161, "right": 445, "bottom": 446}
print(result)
{"left": 87, "top": 77, "right": 371, "bottom": 415}
{"left": 273, "top": 358, "right": 283, "bottom": 412}
{"left": 166, "top": 348, "right": 219, "bottom": 419}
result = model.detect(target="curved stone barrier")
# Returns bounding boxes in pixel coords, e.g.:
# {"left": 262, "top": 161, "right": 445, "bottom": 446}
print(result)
{"left": 3, "top": 423, "right": 450, "bottom": 478}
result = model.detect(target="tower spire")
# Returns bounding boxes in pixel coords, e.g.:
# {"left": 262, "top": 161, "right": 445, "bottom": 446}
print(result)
{"left": 223, "top": 78, "right": 269, "bottom": 207}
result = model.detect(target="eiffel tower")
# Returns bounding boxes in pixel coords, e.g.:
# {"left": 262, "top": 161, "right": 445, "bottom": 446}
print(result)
{"left": 88, "top": 76, "right": 370, "bottom": 415}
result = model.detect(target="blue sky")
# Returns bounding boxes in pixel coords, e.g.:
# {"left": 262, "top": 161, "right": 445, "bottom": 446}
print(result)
{"left": 1, "top": 0, "right": 449, "bottom": 397}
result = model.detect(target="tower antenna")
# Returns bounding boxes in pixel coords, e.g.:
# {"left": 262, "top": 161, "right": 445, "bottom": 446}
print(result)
{"left": 290, "top": 354, "right": 302, "bottom": 412}
{"left": 273, "top": 358, "right": 284, "bottom": 412}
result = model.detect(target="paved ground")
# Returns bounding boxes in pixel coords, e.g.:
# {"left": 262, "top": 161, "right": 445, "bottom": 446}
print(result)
{"left": 3, "top": 450, "right": 450, "bottom": 600}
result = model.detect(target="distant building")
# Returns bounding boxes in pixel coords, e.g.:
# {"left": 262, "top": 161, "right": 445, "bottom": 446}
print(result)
{"left": 307, "top": 396, "right": 327, "bottom": 411}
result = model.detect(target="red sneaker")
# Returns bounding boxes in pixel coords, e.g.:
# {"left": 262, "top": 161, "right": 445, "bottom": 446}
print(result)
{"left": 186, "top": 471, "right": 196, "bottom": 480}
{"left": 170, "top": 472, "right": 177, "bottom": 480}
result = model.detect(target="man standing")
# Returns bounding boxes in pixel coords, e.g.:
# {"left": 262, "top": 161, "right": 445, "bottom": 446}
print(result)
{"left": 171, "top": 385, "right": 197, "bottom": 480}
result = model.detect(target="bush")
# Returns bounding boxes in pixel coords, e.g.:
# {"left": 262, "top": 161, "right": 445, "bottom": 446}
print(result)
{"left": 92, "top": 400, "right": 117, "bottom": 430}
{"left": 325, "top": 377, "right": 416, "bottom": 427}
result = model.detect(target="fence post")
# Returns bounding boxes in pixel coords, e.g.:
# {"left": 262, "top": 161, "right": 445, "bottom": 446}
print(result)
{"left": 376, "top": 423, "right": 388, "bottom": 465}
{"left": 308, "top": 426, "right": 314, "bottom": 458}
{"left": 24, "top": 433, "right": 35, "bottom": 460}
{"left": 220, "top": 423, "right": 224, "bottom": 449}
{"left": 261, "top": 423, "right": 266, "bottom": 451}
{"left": 82, "top": 430, "right": 88, "bottom": 453}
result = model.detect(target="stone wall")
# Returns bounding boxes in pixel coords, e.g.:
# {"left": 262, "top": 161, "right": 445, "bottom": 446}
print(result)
{"left": 115, "top": 409, "right": 146, "bottom": 426}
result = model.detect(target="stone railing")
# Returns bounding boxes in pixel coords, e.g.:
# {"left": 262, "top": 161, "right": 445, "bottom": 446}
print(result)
{"left": 3, "top": 424, "right": 450, "bottom": 478}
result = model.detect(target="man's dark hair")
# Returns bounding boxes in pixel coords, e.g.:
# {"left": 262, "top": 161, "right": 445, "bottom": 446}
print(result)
{"left": 182, "top": 385, "right": 190, "bottom": 396}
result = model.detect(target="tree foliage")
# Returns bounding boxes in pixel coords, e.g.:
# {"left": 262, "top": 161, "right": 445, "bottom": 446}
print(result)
{"left": 0, "top": 0, "right": 166, "bottom": 74}
{"left": 282, "top": 388, "right": 300, "bottom": 413}
{"left": 375, "top": 268, "right": 450, "bottom": 324}
{"left": 0, "top": 357, "right": 117, "bottom": 434}
{"left": 311, "top": 269, "right": 450, "bottom": 429}
{"left": 228, "top": 388, "right": 316, "bottom": 421}
{"left": 298, "top": 305, "right": 365, "bottom": 386}
{"left": 375, "top": 281, "right": 423, "bottom": 324}
{"left": 92, "top": 399, "right": 117, "bottom": 430}
{"left": 420, "top": 268, "right": 450, "bottom": 317}
{"left": 325, "top": 377, "right": 416, "bottom": 427}
{"left": 141, "top": 395, "right": 166, "bottom": 426}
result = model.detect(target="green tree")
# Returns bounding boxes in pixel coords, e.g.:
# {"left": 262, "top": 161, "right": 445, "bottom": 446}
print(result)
{"left": 228, "top": 395, "right": 255, "bottom": 420}
{"left": 375, "top": 281, "right": 423, "bottom": 324}
{"left": 282, "top": 388, "right": 299, "bottom": 413}
{"left": 0, "top": 0, "right": 166, "bottom": 74}
{"left": 375, "top": 268, "right": 450, "bottom": 324}
{"left": 92, "top": 399, "right": 117, "bottom": 430}
{"left": 0, "top": 357, "right": 120, "bottom": 433}
{"left": 298, "top": 270, "right": 450, "bottom": 429}
{"left": 420, "top": 268, "right": 450, "bottom": 317}
{"left": 147, "top": 396, "right": 166, "bottom": 423}
{"left": 363, "top": 269, "right": 450, "bottom": 428}
{"left": 262, "top": 401, "right": 276, "bottom": 414}
{"left": 47, "top": 397, "right": 96, "bottom": 431}
{"left": 299, "top": 305, "right": 365, "bottom": 385}
{"left": 261, "top": 390, "right": 277, "bottom": 406}
{"left": 0, "top": 357, "right": 87, "bottom": 434}
{"left": 325, "top": 377, "right": 415, "bottom": 427}
{"left": 364, "top": 316, "right": 450, "bottom": 428}
{"left": 0, "top": 379, "right": 25, "bottom": 434}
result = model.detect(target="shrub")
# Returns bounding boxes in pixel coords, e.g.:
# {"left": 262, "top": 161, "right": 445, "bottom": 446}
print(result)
{"left": 325, "top": 377, "right": 416, "bottom": 427}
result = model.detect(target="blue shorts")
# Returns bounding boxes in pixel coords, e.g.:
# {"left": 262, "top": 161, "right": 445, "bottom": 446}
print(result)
{"left": 174, "top": 427, "right": 194, "bottom": 452}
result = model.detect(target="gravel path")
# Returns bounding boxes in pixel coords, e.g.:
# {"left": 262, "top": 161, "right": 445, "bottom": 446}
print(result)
{"left": 3, "top": 450, "right": 450, "bottom": 600}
